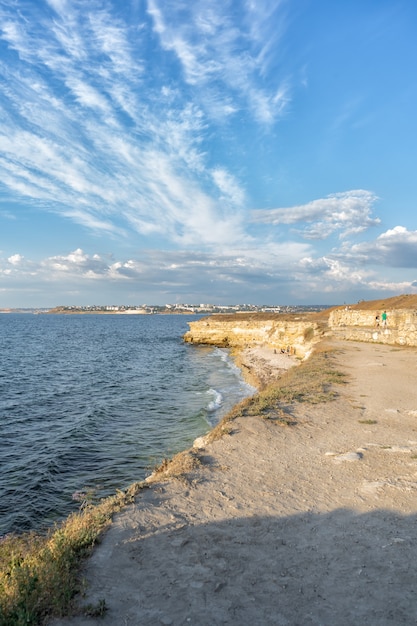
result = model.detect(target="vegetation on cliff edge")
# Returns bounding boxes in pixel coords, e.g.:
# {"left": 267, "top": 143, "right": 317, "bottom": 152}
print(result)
{"left": 0, "top": 483, "right": 144, "bottom": 626}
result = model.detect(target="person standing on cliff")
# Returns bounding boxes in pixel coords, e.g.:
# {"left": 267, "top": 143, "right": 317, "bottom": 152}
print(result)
{"left": 382, "top": 310, "right": 387, "bottom": 327}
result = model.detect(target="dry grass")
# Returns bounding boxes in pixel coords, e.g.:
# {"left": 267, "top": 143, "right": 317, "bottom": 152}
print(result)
{"left": 149, "top": 449, "right": 202, "bottom": 482}
{"left": 241, "top": 344, "right": 346, "bottom": 421}
{"left": 329, "top": 293, "right": 417, "bottom": 312}
{"left": 0, "top": 482, "right": 144, "bottom": 626}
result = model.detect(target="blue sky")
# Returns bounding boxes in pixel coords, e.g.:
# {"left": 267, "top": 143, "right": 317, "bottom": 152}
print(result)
{"left": 1, "top": 0, "right": 417, "bottom": 307}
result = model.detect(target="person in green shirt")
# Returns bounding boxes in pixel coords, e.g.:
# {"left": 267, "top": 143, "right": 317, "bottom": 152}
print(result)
{"left": 381, "top": 310, "right": 387, "bottom": 327}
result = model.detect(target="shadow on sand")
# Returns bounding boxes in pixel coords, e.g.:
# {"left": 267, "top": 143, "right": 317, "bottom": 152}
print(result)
{"left": 53, "top": 507, "right": 417, "bottom": 626}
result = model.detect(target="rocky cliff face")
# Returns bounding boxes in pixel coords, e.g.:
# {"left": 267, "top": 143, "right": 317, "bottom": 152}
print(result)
{"left": 328, "top": 308, "right": 417, "bottom": 347}
{"left": 183, "top": 296, "right": 417, "bottom": 353}
{"left": 183, "top": 315, "right": 325, "bottom": 358}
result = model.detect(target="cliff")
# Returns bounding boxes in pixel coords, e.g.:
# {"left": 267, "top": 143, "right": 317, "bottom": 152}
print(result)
{"left": 328, "top": 305, "right": 417, "bottom": 347}
{"left": 184, "top": 295, "right": 417, "bottom": 352}
{"left": 183, "top": 312, "right": 327, "bottom": 358}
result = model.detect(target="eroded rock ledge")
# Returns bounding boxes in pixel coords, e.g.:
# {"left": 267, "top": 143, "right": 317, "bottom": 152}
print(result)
{"left": 183, "top": 312, "right": 326, "bottom": 359}
{"left": 184, "top": 295, "right": 417, "bottom": 353}
{"left": 328, "top": 295, "right": 417, "bottom": 347}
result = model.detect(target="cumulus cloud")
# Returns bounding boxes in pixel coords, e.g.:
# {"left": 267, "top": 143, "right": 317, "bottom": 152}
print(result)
{"left": 7, "top": 254, "right": 23, "bottom": 266}
{"left": 345, "top": 226, "right": 417, "bottom": 268}
{"left": 2, "top": 238, "right": 417, "bottom": 305}
{"left": 252, "top": 190, "right": 380, "bottom": 239}
{"left": 0, "top": 235, "right": 339, "bottom": 297}
{"left": 294, "top": 225, "right": 417, "bottom": 299}
{"left": 294, "top": 253, "right": 417, "bottom": 298}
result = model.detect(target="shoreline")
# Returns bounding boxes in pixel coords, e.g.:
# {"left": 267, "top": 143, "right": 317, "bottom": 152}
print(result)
{"left": 43, "top": 339, "right": 417, "bottom": 624}
{"left": 232, "top": 344, "right": 299, "bottom": 388}
{"left": 143, "top": 345, "right": 298, "bottom": 483}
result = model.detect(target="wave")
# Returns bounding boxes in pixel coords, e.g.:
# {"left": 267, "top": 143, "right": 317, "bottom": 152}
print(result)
{"left": 206, "top": 388, "right": 223, "bottom": 412}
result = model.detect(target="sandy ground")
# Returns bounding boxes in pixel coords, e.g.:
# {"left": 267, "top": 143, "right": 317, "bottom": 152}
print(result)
{"left": 233, "top": 345, "right": 298, "bottom": 388}
{"left": 51, "top": 340, "right": 417, "bottom": 626}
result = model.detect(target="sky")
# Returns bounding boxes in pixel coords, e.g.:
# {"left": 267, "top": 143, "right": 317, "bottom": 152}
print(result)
{"left": 1, "top": 0, "right": 417, "bottom": 307}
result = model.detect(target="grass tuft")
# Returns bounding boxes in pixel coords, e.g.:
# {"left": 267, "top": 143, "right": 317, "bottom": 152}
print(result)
{"left": 0, "top": 483, "right": 145, "bottom": 626}
{"left": 149, "top": 449, "right": 202, "bottom": 483}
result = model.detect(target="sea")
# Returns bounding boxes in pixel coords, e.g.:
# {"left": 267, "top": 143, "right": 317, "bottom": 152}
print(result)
{"left": 0, "top": 313, "right": 255, "bottom": 536}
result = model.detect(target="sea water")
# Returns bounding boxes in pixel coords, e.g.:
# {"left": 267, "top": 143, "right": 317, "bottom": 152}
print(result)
{"left": 0, "top": 313, "right": 254, "bottom": 535}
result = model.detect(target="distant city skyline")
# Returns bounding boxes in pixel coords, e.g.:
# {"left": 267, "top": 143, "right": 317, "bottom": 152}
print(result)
{"left": 1, "top": 1, "right": 417, "bottom": 307}
{"left": 0, "top": 302, "right": 329, "bottom": 313}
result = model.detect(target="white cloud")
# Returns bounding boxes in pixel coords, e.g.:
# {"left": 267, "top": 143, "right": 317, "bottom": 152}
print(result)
{"left": 293, "top": 224, "right": 417, "bottom": 299}
{"left": 146, "top": 0, "right": 290, "bottom": 124}
{"left": 0, "top": 1, "right": 252, "bottom": 250}
{"left": 45, "top": 0, "right": 70, "bottom": 16}
{"left": 8, "top": 254, "right": 23, "bottom": 266}
{"left": 40, "top": 248, "right": 112, "bottom": 277}
{"left": 345, "top": 226, "right": 417, "bottom": 267}
{"left": 0, "top": 240, "right": 312, "bottom": 289}
{"left": 252, "top": 190, "right": 380, "bottom": 239}
{"left": 64, "top": 77, "right": 112, "bottom": 115}
{"left": 3, "top": 238, "right": 417, "bottom": 306}
{"left": 211, "top": 168, "right": 246, "bottom": 206}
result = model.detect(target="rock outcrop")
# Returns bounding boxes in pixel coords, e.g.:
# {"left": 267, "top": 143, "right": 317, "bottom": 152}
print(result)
{"left": 328, "top": 307, "right": 417, "bottom": 347}
{"left": 184, "top": 296, "right": 417, "bottom": 352}
{"left": 183, "top": 313, "right": 326, "bottom": 358}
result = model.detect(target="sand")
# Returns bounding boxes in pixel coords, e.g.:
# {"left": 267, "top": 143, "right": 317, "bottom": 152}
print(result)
{"left": 51, "top": 340, "right": 417, "bottom": 625}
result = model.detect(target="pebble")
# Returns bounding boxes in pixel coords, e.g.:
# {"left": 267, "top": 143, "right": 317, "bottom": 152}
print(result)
{"left": 334, "top": 452, "right": 363, "bottom": 462}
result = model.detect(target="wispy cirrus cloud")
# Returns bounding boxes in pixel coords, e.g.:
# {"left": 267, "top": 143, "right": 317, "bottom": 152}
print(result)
{"left": 146, "top": 0, "right": 290, "bottom": 123}
{"left": 4, "top": 0, "right": 284, "bottom": 248}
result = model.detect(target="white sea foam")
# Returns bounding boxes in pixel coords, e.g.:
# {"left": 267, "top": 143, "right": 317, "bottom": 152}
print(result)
{"left": 210, "top": 347, "right": 256, "bottom": 400}
{"left": 215, "top": 347, "right": 229, "bottom": 363}
{"left": 206, "top": 388, "right": 223, "bottom": 412}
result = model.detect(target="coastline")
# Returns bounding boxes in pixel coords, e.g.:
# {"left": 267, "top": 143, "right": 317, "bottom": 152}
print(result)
{"left": 51, "top": 338, "right": 417, "bottom": 625}
{"left": 231, "top": 344, "right": 299, "bottom": 388}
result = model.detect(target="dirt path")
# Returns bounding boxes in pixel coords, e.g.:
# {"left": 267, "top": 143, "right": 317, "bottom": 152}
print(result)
{"left": 51, "top": 340, "right": 417, "bottom": 625}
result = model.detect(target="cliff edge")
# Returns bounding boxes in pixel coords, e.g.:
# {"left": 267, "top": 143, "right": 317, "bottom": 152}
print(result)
{"left": 184, "top": 295, "right": 417, "bottom": 352}
{"left": 183, "top": 312, "right": 327, "bottom": 359}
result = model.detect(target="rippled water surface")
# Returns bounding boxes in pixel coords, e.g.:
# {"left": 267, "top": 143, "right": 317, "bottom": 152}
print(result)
{"left": 0, "top": 314, "right": 254, "bottom": 535}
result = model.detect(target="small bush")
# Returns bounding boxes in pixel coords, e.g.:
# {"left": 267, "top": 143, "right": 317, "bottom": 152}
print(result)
{"left": 151, "top": 450, "right": 201, "bottom": 481}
